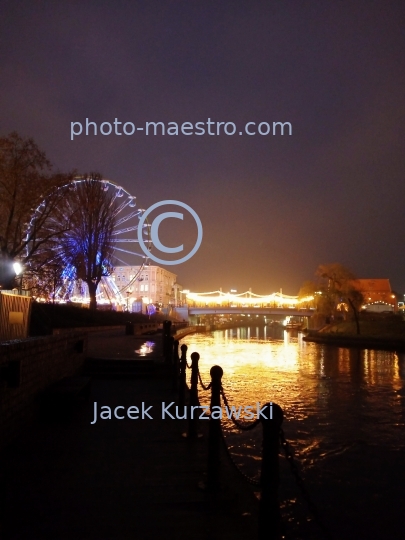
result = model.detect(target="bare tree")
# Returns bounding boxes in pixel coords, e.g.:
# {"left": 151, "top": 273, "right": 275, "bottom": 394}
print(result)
{"left": 315, "top": 263, "right": 364, "bottom": 334}
{"left": 24, "top": 262, "right": 66, "bottom": 303}
{"left": 0, "top": 132, "right": 74, "bottom": 289}
{"left": 61, "top": 175, "right": 116, "bottom": 310}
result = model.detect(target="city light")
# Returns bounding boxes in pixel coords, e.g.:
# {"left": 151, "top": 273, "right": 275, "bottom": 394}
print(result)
{"left": 184, "top": 290, "right": 314, "bottom": 307}
{"left": 13, "top": 262, "right": 22, "bottom": 275}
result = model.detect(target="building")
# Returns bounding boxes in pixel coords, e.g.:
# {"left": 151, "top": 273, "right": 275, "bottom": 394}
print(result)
{"left": 353, "top": 279, "right": 397, "bottom": 312}
{"left": 111, "top": 265, "right": 182, "bottom": 311}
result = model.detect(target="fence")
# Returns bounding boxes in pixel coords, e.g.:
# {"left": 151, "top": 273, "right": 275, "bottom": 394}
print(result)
{"left": 166, "top": 336, "right": 334, "bottom": 540}
{"left": 0, "top": 291, "right": 32, "bottom": 342}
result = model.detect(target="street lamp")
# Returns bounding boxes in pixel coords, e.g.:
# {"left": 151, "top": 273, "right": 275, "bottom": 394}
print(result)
{"left": 13, "top": 262, "right": 23, "bottom": 294}
{"left": 126, "top": 287, "right": 133, "bottom": 312}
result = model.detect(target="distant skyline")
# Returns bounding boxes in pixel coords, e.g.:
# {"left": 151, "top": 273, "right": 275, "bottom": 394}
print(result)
{"left": 1, "top": 1, "right": 404, "bottom": 294}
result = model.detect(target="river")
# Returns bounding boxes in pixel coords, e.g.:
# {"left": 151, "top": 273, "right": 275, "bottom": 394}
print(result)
{"left": 180, "top": 326, "right": 405, "bottom": 540}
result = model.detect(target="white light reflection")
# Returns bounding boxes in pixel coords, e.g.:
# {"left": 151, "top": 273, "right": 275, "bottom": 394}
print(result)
{"left": 135, "top": 341, "right": 155, "bottom": 356}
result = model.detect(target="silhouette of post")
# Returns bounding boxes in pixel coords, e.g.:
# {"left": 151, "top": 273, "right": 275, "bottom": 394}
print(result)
{"left": 258, "top": 402, "right": 283, "bottom": 540}
{"left": 207, "top": 365, "right": 223, "bottom": 491}
{"left": 172, "top": 339, "right": 180, "bottom": 391}
{"left": 163, "top": 320, "right": 172, "bottom": 363}
{"left": 178, "top": 344, "right": 188, "bottom": 408}
{"left": 187, "top": 352, "right": 200, "bottom": 438}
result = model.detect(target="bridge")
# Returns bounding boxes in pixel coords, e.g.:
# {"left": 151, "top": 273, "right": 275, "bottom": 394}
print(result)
{"left": 188, "top": 307, "right": 314, "bottom": 316}
{"left": 178, "top": 289, "right": 314, "bottom": 317}
{"left": 179, "top": 289, "right": 314, "bottom": 318}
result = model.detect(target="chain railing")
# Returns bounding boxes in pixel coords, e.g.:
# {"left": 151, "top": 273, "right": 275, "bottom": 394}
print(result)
{"left": 197, "top": 370, "right": 211, "bottom": 391}
{"left": 219, "top": 428, "right": 261, "bottom": 486}
{"left": 217, "top": 386, "right": 263, "bottom": 486}
{"left": 177, "top": 342, "right": 334, "bottom": 539}
{"left": 279, "top": 428, "right": 334, "bottom": 540}
{"left": 220, "top": 387, "right": 261, "bottom": 431}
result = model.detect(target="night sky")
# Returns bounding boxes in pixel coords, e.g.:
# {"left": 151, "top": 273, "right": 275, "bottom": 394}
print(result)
{"left": 1, "top": 1, "right": 404, "bottom": 294}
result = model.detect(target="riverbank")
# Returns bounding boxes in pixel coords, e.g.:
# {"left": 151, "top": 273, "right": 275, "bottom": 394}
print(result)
{"left": 173, "top": 324, "right": 209, "bottom": 340}
{"left": 304, "top": 318, "right": 405, "bottom": 351}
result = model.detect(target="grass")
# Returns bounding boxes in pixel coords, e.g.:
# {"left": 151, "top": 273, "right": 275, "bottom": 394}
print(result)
{"left": 320, "top": 315, "right": 405, "bottom": 338}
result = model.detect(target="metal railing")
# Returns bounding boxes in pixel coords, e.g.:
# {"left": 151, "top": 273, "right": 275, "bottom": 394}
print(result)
{"left": 165, "top": 336, "right": 334, "bottom": 540}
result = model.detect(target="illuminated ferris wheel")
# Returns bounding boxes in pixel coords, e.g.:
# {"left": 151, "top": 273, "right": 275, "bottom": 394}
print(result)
{"left": 26, "top": 178, "right": 151, "bottom": 305}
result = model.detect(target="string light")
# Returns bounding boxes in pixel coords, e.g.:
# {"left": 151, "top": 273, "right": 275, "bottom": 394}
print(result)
{"left": 184, "top": 290, "right": 313, "bottom": 307}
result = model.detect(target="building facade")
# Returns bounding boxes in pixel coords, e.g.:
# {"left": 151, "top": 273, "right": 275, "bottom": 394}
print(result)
{"left": 111, "top": 265, "right": 182, "bottom": 311}
{"left": 353, "top": 279, "right": 397, "bottom": 312}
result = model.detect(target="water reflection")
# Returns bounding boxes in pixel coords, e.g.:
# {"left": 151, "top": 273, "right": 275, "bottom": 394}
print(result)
{"left": 182, "top": 327, "right": 405, "bottom": 538}
{"left": 182, "top": 327, "right": 405, "bottom": 455}
{"left": 135, "top": 341, "right": 155, "bottom": 356}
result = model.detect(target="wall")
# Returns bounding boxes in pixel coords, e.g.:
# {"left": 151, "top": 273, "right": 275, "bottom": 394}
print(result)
{"left": 52, "top": 322, "right": 161, "bottom": 336}
{"left": 172, "top": 306, "right": 189, "bottom": 321}
{"left": 0, "top": 331, "right": 87, "bottom": 450}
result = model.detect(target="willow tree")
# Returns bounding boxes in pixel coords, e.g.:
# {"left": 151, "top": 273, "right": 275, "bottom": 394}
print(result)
{"left": 63, "top": 175, "right": 116, "bottom": 310}
{"left": 315, "top": 263, "right": 363, "bottom": 334}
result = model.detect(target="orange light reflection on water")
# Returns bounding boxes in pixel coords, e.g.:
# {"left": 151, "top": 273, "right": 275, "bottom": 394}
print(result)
{"left": 182, "top": 329, "right": 316, "bottom": 425}
{"left": 180, "top": 328, "right": 405, "bottom": 451}
{"left": 180, "top": 327, "right": 405, "bottom": 537}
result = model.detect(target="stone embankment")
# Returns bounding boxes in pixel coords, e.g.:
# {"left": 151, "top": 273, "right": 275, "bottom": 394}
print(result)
{"left": 304, "top": 329, "right": 405, "bottom": 351}
{"left": 0, "top": 331, "right": 87, "bottom": 449}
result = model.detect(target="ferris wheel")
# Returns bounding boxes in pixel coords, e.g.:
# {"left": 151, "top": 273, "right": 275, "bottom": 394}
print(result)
{"left": 25, "top": 178, "right": 151, "bottom": 305}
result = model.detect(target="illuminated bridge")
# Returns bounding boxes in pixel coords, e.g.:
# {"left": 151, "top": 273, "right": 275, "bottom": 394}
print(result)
{"left": 188, "top": 307, "right": 314, "bottom": 316}
{"left": 180, "top": 290, "right": 314, "bottom": 317}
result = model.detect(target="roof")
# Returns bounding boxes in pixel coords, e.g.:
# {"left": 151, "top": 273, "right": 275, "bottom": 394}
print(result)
{"left": 353, "top": 279, "right": 392, "bottom": 292}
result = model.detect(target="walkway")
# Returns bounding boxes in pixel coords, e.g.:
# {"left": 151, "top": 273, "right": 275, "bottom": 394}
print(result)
{"left": 86, "top": 328, "right": 165, "bottom": 361}
{"left": 0, "top": 348, "right": 259, "bottom": 539}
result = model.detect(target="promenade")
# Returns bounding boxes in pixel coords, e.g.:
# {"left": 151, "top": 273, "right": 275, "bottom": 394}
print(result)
{"left": 0, "top": 329, "right": 259, "bottom": 540}
{"left": 87, "top": 328, "right": 165, "bottom": 361}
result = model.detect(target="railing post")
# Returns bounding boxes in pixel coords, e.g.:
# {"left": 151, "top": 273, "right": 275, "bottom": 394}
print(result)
{"left": 187, "top": 352, "right": 200, "bottom": 438}
{"left": 172, "top": 339, "right": 180, "bottom": 391}
{"left": 165, "top": 335, "right": 173, "bottom": 364}
{"left": 178, "top": 344, "right": 188, "bottom": 408}
{"left": 163, "top": 320, "right": 172, "bottom": 362}
{"left": 125, "top": 320, "right": 134, "bottom": 335}
{"left": 258, "top": 402, "right": 283, "bottom": 540}
{"left": 207, "top": 365, "right": 223, "bottom": 491}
